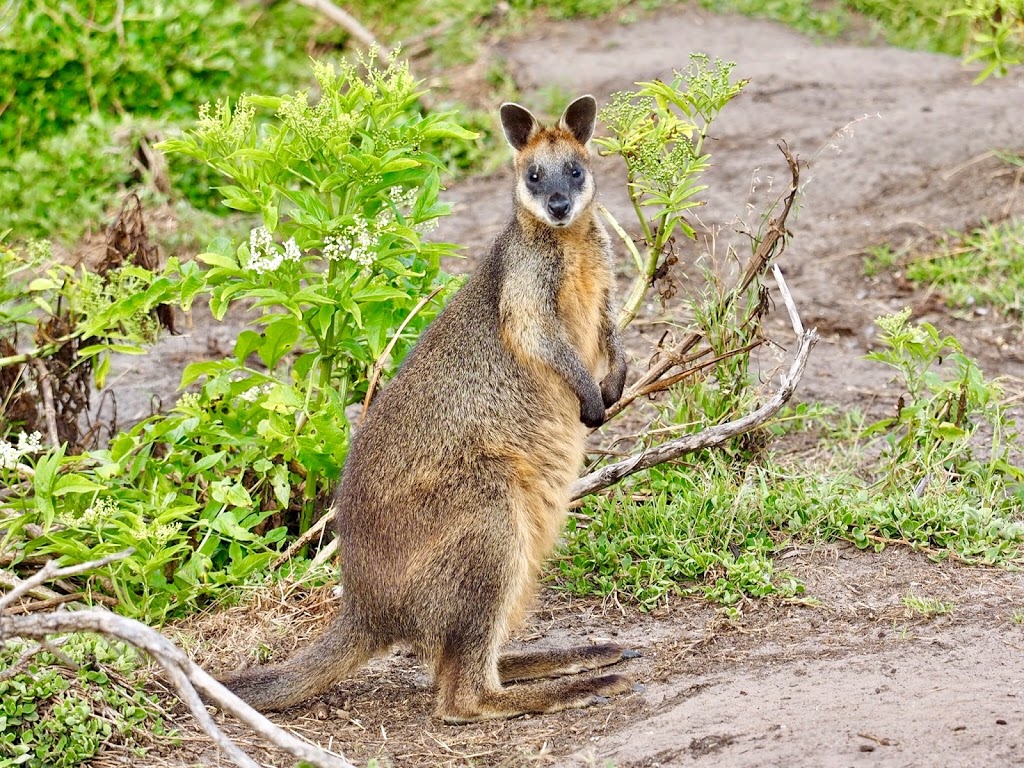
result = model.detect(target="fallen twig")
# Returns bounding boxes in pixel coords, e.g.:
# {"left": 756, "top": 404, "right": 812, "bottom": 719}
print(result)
{"left": 31, "top": 359, "right": 60, "bottom": 447}
{"left": 0, "top": 553, "right": 356, "bottom": 768}
{"left": 0, "top": 549, "right": 131, "bottom": 612}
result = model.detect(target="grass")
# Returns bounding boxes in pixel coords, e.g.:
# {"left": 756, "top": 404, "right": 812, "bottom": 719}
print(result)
{"left": 902, "top": 593, "right": 956, "bottom": 617}
{"left": 559, "top": 310, "right": 1024, "bottom": 614}
{"left": 866, "top": 219, "right": 1024, "bottom": 322}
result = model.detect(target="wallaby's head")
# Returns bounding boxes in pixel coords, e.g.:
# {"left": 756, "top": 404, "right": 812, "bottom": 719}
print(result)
{"left": 499, "top": 95, "right": 598, "bottom": 229}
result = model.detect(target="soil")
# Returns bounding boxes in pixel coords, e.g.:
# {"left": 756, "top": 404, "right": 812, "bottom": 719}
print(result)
{"left": 98, "top": 5, "right": 1024, "bottom": 767}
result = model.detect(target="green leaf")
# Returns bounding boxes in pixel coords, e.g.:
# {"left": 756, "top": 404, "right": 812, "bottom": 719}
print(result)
{"left": 27, "top": 277, "right": 58, "bottom": 291}
{"left": 257, "top": 317, "right": 300, "bottom": 370}
{"left": 196, "top": 251, "right": 240, "bottom": 270}
{"left": 52, "top": 474, "right": 106, "bottom": 496}
{"left": 210, "top": 508, "right": 257, "bottom": 541}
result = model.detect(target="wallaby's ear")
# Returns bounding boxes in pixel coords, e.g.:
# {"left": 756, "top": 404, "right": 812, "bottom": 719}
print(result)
{"left": 500, "top": 102, "right": 539, "bottom": 151}
{"left": 559, "top": 95, "right": 597, "bottom": 146}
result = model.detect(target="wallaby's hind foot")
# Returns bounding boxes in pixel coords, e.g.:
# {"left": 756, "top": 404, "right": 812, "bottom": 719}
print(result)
{"left": 438, "top": 671, "right": 634, "bottom": 724}
{"left": 499, "top": 643, "right": 640, "bottom": 683}
{"left": 436, "top": 642, "right": 636, "bottom": 725}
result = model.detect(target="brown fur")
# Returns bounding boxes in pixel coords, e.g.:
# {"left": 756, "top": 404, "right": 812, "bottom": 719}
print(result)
{"left": 219, "top": 96, "right": 634, "bottom": 723}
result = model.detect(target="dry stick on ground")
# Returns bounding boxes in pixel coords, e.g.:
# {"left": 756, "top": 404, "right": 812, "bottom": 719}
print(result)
{"left": 571, "top": 264, "right": 817, "bottom": 500}
{"left": 0, "top": 553, "right": 356, "bottom": 768}
{"left": 605, "top": 142, "right": 801, "bottom": 421}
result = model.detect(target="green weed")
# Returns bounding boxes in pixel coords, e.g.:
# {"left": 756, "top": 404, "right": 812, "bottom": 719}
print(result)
{"left": 0, "top": 636, "right": 169, "bottom": 767}
{"left": 560, "top": 456, "right": 802, "bottom": 611}
{"left": 902, "top": 593, "right": 955, "bottom": 617}
{"left": 864, "top": 308, "right": 1020, "bottom": 489}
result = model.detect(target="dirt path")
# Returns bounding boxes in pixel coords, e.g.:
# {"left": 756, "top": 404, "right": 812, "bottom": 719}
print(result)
{"left": 130, "top": 6, "right": 1024, "bottom": 768}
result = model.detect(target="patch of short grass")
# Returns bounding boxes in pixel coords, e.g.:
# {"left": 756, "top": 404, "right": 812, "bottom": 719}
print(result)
{"left": 902, "top": 593, "right": 955, "bottom": 617}
{"left": 558, "top": 457, "right": 803, "bottom": 612}
{"left": 865, "top": 218, "right": 1024, "bottom": 321}
{"left": 905, "top": 219, "right": 1024, "bottom": 319}
{"left": 700, "top": 0, "right": 848, "bottom": 37}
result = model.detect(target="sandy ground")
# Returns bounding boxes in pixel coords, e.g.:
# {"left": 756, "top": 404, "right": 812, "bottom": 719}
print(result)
{"left": 101, "top": 5, "right": 1024, "bottom": 767}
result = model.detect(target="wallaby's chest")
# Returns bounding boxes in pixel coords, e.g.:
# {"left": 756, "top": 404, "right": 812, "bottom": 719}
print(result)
{"left": 557, "top": 240, "right": 611, "bottom": 375}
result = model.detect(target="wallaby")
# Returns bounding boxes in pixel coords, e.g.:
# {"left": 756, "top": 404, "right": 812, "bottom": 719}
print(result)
{"left": 221, "top": 95, "right": 636, "bottom": 723}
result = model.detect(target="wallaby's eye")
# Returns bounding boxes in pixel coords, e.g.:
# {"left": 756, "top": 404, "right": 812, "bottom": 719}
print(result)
{"left": 571, "top": 165, "right": 582, "bottom": 179}
{"left": 527, "top": 168, "right": 541, "bottom": 183}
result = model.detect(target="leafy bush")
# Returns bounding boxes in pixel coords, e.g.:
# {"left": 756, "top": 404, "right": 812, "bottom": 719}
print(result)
{"left": 0, "top": 0, "right": 329, "bottom": 240}
{"left": 1, "top": 56, "right": 470, "bottom": 622}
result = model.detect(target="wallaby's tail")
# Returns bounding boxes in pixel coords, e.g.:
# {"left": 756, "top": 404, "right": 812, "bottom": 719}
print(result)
{"left": 219, "top": 612, "right": 374, "bottom": 711}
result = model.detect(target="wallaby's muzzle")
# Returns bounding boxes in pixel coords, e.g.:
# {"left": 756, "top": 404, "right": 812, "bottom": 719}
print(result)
{"left": 547, "top": 193, "right": 571, "bottom": 221}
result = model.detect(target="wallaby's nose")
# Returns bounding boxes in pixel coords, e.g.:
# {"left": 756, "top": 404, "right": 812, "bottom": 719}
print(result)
{"left": 547, "top": 194, "right": 571, "bottom": 220}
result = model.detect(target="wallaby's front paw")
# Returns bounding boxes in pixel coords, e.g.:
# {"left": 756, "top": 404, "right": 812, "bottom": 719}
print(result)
{"left": 600, "top": 376, "right": 625, "bottom": 407}
{"left": 600, "top": 357, "right": 627, "bottom": 407}
{"left": 581, "top": 399, "right": 606, "bottom": 428}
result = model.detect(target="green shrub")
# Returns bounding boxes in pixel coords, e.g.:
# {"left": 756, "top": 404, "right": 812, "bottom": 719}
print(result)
{"left": 1, "top": 56, "right": 472, "bottom": 622}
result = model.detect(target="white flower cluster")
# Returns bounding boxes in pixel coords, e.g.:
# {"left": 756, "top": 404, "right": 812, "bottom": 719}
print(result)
{"left": 322, "top": 186, "right": 427, "bottom": 268}
{"left": 323, "top": 214, "right": 376, "bottom": 268}
{"left": 239, "top": 383, "right": 275, "bottom": 403}
{"left": 80, "top": 496, "right": 119, "bottom": 525}
{"left": 248, "top": 226, "right": 302, "bottom": 274}
{"left": 0, "top": 431, "right": 43, "bottom": 470}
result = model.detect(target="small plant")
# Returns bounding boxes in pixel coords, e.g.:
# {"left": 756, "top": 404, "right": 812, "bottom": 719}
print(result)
{"left": 0, "top": 636, "right": 169, "bottom": 767}
{"left": 864, "top": 308, "right": 1020, "bottom": 491}
{"left": 902, "top": 592, "right": 955, "bottom": 618}
{"left": 595, "top": 53, "right": 747, "bottom": 327}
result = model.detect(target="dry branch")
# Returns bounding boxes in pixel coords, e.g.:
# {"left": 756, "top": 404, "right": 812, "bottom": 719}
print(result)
{"left": 0, "top": 553, "right": 356, "bottom": 768}
{"left": 573, "top": 265, "right": 817, "bottom": 500}
{"left": 31, "top": 359, "right": 60, "bottom": 447}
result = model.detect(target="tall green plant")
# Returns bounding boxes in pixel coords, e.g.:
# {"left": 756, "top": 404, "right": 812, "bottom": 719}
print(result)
{"left": 595, "top": 53, "right": 747, "bottom": 328}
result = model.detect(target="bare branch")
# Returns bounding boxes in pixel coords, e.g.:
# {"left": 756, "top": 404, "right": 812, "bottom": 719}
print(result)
{"left": 573, "top": 265, "right": 816, "bottom": 500}
{"left": 272, "top": 505, "right": 335, "bottom": 569}
{"left": 31, "top": 359, "right": 60, "bottom": 448}
{"left": 0, "top": 549, "right": 132, "bottom": 612}
{"left": 1, "top": 609, "right": 355, "bottom": 768}
{"left": 0, "top": 550, "right": 354, "bottom": 767}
